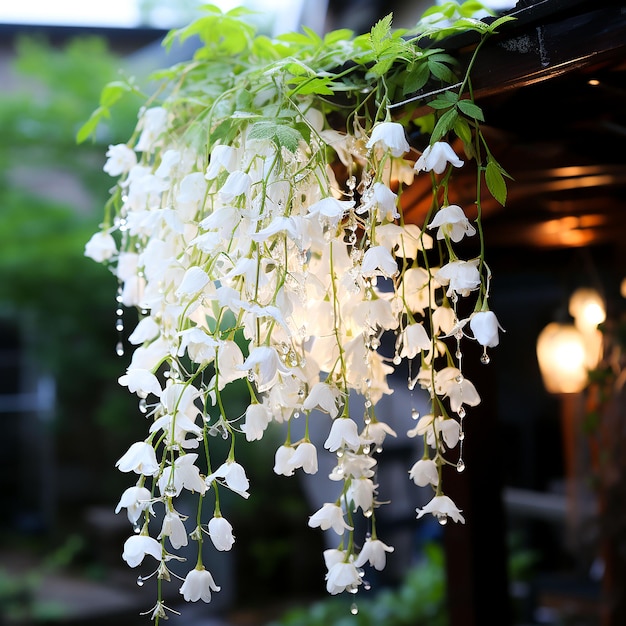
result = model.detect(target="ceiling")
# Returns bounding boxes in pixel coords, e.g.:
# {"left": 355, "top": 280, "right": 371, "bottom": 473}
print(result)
{"left": 398, "top": 0, "right": 626, "bottom": 253}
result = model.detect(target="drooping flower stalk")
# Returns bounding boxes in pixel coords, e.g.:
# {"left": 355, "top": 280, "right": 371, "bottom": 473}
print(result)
{"left": 82, "top": 2, "right": 512, "bottom": 621}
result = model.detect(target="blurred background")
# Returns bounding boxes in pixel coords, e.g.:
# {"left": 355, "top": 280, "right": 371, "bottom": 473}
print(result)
{"left": 1, "top": 1, "right": 625, "bottom": 625}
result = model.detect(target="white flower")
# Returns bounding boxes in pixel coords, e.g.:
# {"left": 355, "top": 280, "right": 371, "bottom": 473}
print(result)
{"left": 122, "top": 534, "right": 162, "bottom": 568}
{"left": 128, "top": 317, "right": 160, "bottom": 345}
{"left": 206, "top": 144, "right": 239, "bottom": 179}
{"left": 357, "top": 182, "right": 399, "bottom": 220}
{"left": 414, "top": 141, "right": 463, "bottom": 174}
{"left": 399, "top": 323, "right": 431, "bottom": 359}
{"left": 115, "top": 486, "right": 153, "bottom": 524}
{"left": 135, "top": 106, "right": 168, "bottom": 152}
{"left": 347, "top": 477, "right": 376, "bottom": 512}
{"left": 208, "top": 516, "right": 235, "bottom": 551}
{"left": 273, "top": 445, "right": 296, "bottom": 476}
{"left": 302, "top": 382, "right": 341, "bottom": 418}
{"left": 288, "top": 441, "right": 318, "bottom": 474}
{"left": 435, "top": 259, "right": 481, "bottom": 297}
{"left": 241, "top": 403, "right": 272, "bottom": 442}
{"left": 428, "top": 205, "right": 476, "bottom": 242}
{"left": 326, "top": 561, "right": 362, "bottom": 595}
{"left": 470, "top": 310, "right": 503, "bottom": 347}
{"left": 238, "top": 346, "right": 291, "bottom": 393}
{"left": 324, "top": 418, "right": 362, "bottom": 452}
{"left": 103, "top": 143, "right": 137, "bottom": 177}
{"left": 308, "top": 503, "right": 353, "bottom": 535}
{"left": 416, "top": 494, "right": 465, "bottom": 524}
{"left": 158, "top": 453, "right": 207, "bottom": 497}
{"left": 116, "top": 442, "right": 159, "bottom": 476}
{"left": 118, "top": 368, "right": 162, "bottom": 398}
{"left": 307, "top": 197, "right": 355, "bottom": 228}
{"left": 364, "top": 420, "right": 397, "bottom": 446}
{"left": 354, "top": 537, "right": 394, "bottom": 570}
{"left": 435, "top": 367, "right": 481, "bottom": 414}
{"left": 159, "top": 509, "right": 189, "bottom": 549}
{"left": 219, "top": 170, "right": 252, "bottom": 201}
{"left": 84, "top": 232, "right": 117, "bottom": 262}
{"left": 206, "top": 461, "right": 250, "bottom": 499}
{"left": 366, "top": 121, "right": 410, "bottom": 157}
{"left": 176, "top": 266, "right": 210, "bottom": 297}
{"left": 179, "top": 567, "right": 221, "bottom": 603}
{"left": 360, "top": 245, "right": 399, "bottom": 278}
{"left": 408, "top": 459, "right": 439, "bottom": 487}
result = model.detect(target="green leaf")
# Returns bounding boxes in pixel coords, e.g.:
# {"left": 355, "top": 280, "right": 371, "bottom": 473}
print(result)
{"left": 428, "top": 95, "right": 456, "bottom": 110}
{"left": 457, "top": 99, "right": 484, "bottom": 121}
{"left": 248, "top": 121, "right": 302, "bottom": 152}
{"left": 99, "top": 81, "right": 130, "bottom": 108}
{"left": 453, "top": 116, "right": 472, "bottom": 146}
{"left": 370, "top": 13, "right": 394, "bottom": 52}
{"left": 485, "top": 159, "right": 507, "bottom": 205}
{"left": 76, "top": 106, "right": 108, "bottom": 144}
{"left": 431, "top": 108, "right": 458, "bottom": 143}
{"left": 402, "top": 61, "right": 430, "bottom": 95}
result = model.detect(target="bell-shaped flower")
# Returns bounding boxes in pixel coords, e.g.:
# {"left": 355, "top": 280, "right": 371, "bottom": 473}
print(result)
{"left": 159, "top": 509, "right": 189, "bottom": 550}
{"left": 400, "top": 323, "right": 431, "bottom": 359}
{"left": 288, "top": 441, "right": 318, "bottom": 474}
{"left": 122, "top": 534, "right": 162, "bottom": 568}
{"left": 354, "top": 537, "right": 394, "bottom": 571}
{"left": 158, "top": 453, "right": 207, "bottom": 497}
{"left": 307, "top": 197, "right": 355, "bottom": 229}
{"left": 331, "top": 451, "right": 377, "bottom": 480}
{"left": 302, "top": 382, "right": 341, "bottom": 418}
{"left": 323, "top": 548, "right": 346, "bottom": 570}
{"left": 428, "top": 204, "right": 476, "bottom": 242}
{"left": 84, "top": 231, "right": 117, "bottom": 262}
{"left": 357, "top": 182, "right": 399, "bottom": 220}
{"left": 135, "top": 106, "right": 168, "bottom": 152}
{"left": 308, "top": 503, "right": 353, "bottom": 535}
{"left": 103, "top": 143, "right": 137, "bottom": 177}
{"left": 408, "top": 458, "right": 439, "bottom": 487}
{"left": 116, "top": 441, "right": 159, "bottom": 476}
{"left": 366, "top": 121, "right": 410, "bottom": 157}
{"left": 175, "top": 266, "right": 210, "bottom": 298}
{"left": 347, "top": 477, "right": 376, "bottom": 513}
{"left": 115, "top": 486, "right": 154, "bottom": 525}
{"left": 414, "top": 141, "right": 464, "bottom": 174}
{"left": 205, "top": 144, "right": 239, "bottom": 179}
{"left": 470, "top": 310, "right": 503, "bottom": 348}
{"left": 208, "top": 516, "right": 235, "bottom": 551}
{"left": 118, "top": 368, "right": 162, "bottom": 398}
{"left": 242, "top": 402, "right": 273, "bottom": 442}
{"left": 324, "top": 418, "right": 362, "bottom": 452}
{"left": 364, "top": 420, "right": 397, "bottom": 447}
{"left": 435, "top": 259, "right": 481, "bottom": 297}
{"left": 325, "top": 560, "right": 362, "bottom": 595}
{"left": 361, "top": 245, "right": 399, "bottom": 278}
{"left": 206, "top": 461, "right": 250, "bottom": 499}
{"left": 128, "top": 317, "right": 160, "bottom": 345}
{"left": 273, "top": 444, "right": 296, "bottom": 476}
{"left": 179, "top": 567, "right": 221, "bottom": 603}
{"left": 435, "top": 367, "right": 481, "bottom": 414}
{"left": 214, "top": 340, "right": 247, "bottom": 390}
{"left": 416, "top": 494, "right": 465, "bottom": 524}
{"left": 432, "top": 304, "right": 456, "bottom": 334}
{"left": 238, "top": 346, "right": 291, "bottom": 393}
{"left": 219, "top": 170, "right": 252, "bottom": 202}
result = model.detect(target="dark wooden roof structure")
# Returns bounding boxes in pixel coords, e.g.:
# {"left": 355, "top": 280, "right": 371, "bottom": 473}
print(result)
{"left": 420, "top": 3, "right": 626, "bottom": 625}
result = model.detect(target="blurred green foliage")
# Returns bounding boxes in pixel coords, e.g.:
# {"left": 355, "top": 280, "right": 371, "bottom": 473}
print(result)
{"left": 0, "top": 35, "right": 148, "bottom": 512}
{"left": 265, "top": 542, "right": 448, "bottom": 626}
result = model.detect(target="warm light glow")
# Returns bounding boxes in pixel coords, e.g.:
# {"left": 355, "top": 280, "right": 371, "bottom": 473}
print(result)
{"left": 536, "top": 322, "right": 589, "bottom": 394}
{"left": 569, "top": 287, "right": 606, "bottom": 333}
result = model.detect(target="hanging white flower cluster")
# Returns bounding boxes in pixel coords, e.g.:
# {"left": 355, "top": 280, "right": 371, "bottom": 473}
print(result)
{"left": 83, "top": 3, "right": 510, "bottom": 621}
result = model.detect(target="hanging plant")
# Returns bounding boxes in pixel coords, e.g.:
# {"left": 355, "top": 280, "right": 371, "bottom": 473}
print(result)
{"left": 82, "top": 1, "right": 511, "bottom": 621}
